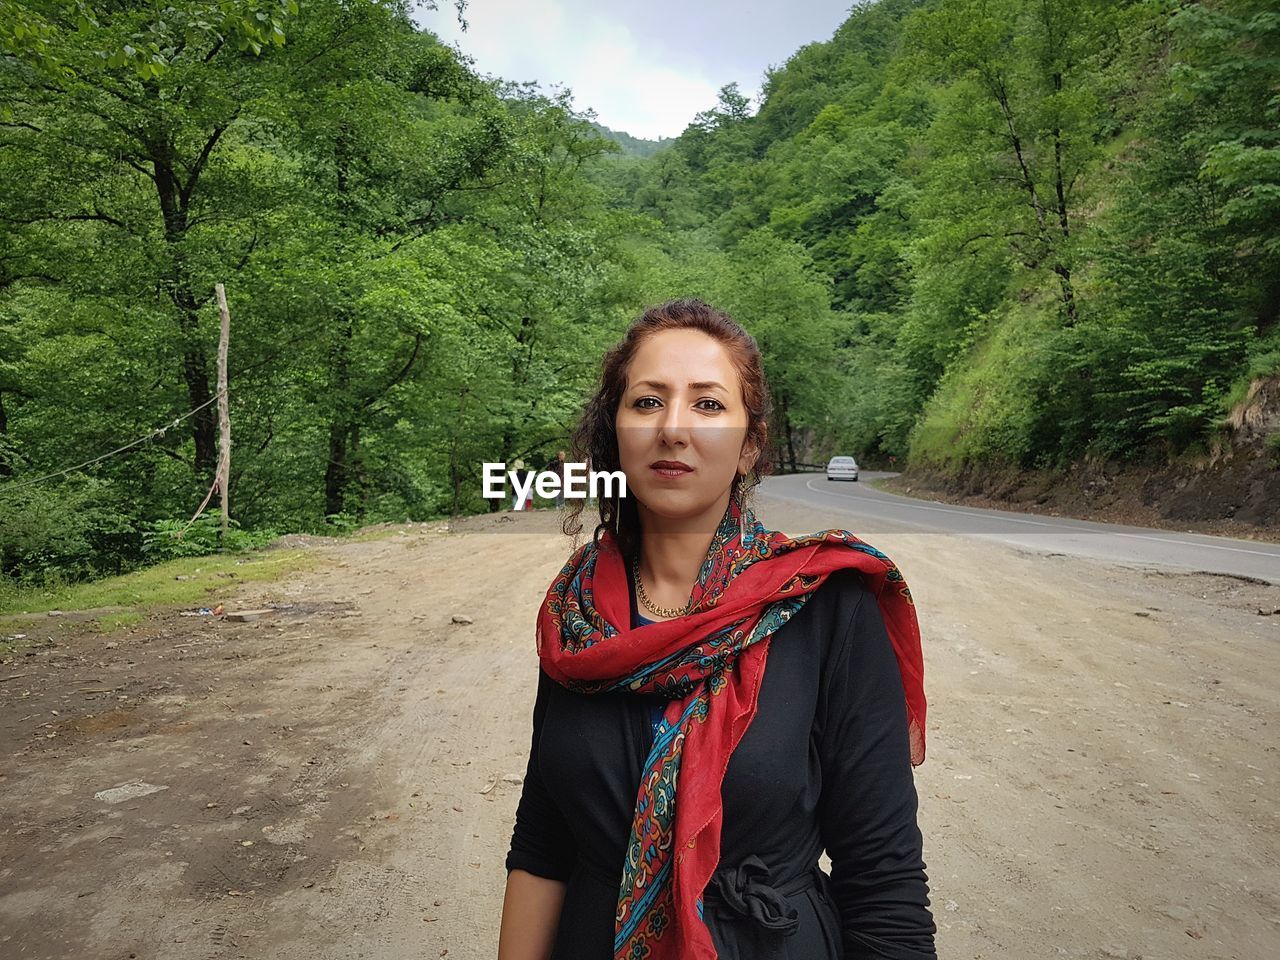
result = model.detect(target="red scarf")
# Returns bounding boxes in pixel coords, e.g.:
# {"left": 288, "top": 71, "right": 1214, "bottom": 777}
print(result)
{"left": 536, "top": 495, "right": 925, "bottom": 959}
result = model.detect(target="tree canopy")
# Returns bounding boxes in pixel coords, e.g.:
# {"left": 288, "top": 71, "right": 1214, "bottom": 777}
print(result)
{"left": 3, "top": 0, "right": 1277, "bottom": 587}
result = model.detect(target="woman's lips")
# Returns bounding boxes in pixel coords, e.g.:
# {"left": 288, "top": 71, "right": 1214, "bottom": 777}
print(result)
{"left": 651, "top": 465, "right": 693, "bottom": 479}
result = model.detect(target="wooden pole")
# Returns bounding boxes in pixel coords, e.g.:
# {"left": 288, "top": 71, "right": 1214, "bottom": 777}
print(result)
{"left": 214, "top": 283, "right": 232, "bottom": 545}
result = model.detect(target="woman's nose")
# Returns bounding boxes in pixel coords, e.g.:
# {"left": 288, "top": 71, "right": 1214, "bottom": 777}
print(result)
{"left": 657, "top": 401, "right": 691, "bottom": 445}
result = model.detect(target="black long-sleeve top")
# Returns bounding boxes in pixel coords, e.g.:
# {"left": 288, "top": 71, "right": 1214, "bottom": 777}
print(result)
{"left": 506, "top": 566, "right": 937, "bottom": 959}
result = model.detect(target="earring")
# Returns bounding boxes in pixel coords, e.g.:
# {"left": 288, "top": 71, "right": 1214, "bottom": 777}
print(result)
{"left": 735, "top": 474, "right": 748, "bottom": 542}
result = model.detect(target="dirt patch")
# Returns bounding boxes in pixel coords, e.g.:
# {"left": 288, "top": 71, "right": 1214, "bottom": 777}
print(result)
{"left": 1, "top": 500, "right": 1276, "bottom": 960}
{"left": 262, "top": 532, "right": 348, "bottom": 550}
{"left": 56, "top": 707, "right": 143, "bottom": 737}
{"left": 1135, "top": 569, "right": 1280, "bottom": 616}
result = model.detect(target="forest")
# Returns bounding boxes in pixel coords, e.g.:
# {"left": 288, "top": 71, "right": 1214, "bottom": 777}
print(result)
{"left": 1, "top": 0, "right": 1277, "bottom": 589}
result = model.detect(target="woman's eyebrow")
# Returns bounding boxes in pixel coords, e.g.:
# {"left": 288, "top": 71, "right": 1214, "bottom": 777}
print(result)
{"left": 633, "top": 380, "right": 727, "bottom": 391}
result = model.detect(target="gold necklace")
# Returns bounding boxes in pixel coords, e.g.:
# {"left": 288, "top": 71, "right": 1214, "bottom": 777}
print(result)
{"left": 632, "top": 555, "right": 691, "bottom": 619}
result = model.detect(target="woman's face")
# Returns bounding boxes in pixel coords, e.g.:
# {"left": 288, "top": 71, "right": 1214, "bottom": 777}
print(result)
{"left": 615, "top": 328, "right": 757, "bottom": 525}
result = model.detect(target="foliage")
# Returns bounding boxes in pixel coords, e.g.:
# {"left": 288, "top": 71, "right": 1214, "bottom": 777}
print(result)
{"left": 3, "top": 0, "right": 1279, "bottom": 588}
{"left": 603, "top": 0, "right": 1278, "bottom": 472}
{"left": 1, "top": 0, "right": 302, "bottom": 79}
{"left": 0, "top": 479, "right": 135, "bottom": 583}
{"left": 0, "top": 0, "right": 638, "bottom": 584}
{"left": 141, "top": 515, "right": 278, "bottom": 560}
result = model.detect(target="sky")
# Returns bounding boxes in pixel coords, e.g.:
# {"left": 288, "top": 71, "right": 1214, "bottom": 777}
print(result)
{"left": 415, "top": 1, "right": 859, "bottom": 140}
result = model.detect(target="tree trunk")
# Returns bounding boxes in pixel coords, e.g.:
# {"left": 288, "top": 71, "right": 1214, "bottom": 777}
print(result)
{"left": 153, "top": 143, "right": 217, "bottom": 473}
{"left": 324, "top": 422, "right": 348, "bottom": 519}
{"left": 1050, "top": 72, "right": 1078, "bottom": 325}
{"left": 351, "top": 421, "right": 369, "bottom": 514}
{"left": 324, "top": 309, "right": 355, "bottom": 518}
{"left": 324, "top": 130, "right": 357, "bottom": 519}
{"left": 0, "top": 390, "right": 9, "bottom": 477}
{"left": 779, "top": 394, "right": 798, "bottom": 471}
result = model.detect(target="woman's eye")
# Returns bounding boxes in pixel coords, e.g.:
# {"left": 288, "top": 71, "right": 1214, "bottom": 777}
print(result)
{"left": 634, "top": 397, "right": 723, "bottom": 411}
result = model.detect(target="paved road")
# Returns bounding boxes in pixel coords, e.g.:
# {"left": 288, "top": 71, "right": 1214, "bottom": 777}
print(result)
{"left": 762, "top": 470, "right": 1280, "bottom": 585}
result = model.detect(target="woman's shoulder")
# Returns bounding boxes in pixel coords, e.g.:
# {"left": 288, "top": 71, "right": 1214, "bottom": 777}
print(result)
{"left": 766, "top": 567, "right": 875, "bottom": 667}
{"left": 810, "top": 566, "right": 876, "bottom": 624}
{"left": 806, "top": 567, "right": 887, "bottom": 678}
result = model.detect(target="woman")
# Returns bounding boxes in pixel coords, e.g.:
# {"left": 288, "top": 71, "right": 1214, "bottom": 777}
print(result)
{"left": 498, "top": 298, "right": 935, "bottom": 960}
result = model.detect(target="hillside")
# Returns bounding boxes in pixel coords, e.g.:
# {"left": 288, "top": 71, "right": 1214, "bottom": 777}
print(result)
{"left": 598, "top": 0, "right": 1280, "bottom": 525}
{"left": 880, "top": 373, "right": 1280, "bottom": 531}
{"left": 586, "top": 120, "right": 674, "bottom": 158}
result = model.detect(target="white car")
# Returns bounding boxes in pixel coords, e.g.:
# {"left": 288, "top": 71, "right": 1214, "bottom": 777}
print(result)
{"left": 826, "top": 455, "right": 859, "bottom": 481}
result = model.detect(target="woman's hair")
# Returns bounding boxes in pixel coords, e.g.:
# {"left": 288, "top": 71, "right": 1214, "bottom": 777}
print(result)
{"left": 562, "top": 297, "right": 773, "bottom": 559}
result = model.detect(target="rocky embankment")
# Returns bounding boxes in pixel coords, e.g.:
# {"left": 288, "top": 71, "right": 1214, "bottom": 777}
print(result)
{"left": 887, "top": 376, "right": 1280, "bottom": 541}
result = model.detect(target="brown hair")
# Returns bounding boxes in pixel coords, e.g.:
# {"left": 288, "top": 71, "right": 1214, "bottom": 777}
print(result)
{"left": 561, "top": 297, "right": 773, "bottom": 559}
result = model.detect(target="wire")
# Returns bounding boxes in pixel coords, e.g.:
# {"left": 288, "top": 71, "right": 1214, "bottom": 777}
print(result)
{"left": 0, "top": 388, "right": 227, "bottom": 495}
{"left": 177, "top": 475, "right": 222, "bottom": 538}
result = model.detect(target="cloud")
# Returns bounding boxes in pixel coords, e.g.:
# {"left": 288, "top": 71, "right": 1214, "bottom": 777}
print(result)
{"left": 418, "top": 1, "right": 724, "bottom": 140}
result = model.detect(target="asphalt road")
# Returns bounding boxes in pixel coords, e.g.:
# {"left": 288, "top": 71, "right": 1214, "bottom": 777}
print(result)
{"left": 762, "top": 470, "right": 1280, "bottom": 586}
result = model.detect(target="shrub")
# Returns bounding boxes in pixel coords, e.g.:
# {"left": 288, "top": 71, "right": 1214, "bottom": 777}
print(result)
{"left": 141, "top": 516, "right": 278, "bottom": 561}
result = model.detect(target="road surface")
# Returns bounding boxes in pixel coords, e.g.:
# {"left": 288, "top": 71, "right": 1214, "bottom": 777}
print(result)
{"left": 766, "top": 471, "right": 1280, "bottom": 584}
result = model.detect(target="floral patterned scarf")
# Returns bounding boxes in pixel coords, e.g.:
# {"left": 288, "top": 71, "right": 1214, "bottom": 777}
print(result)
{"left": 535, "top": 494, "right": 926, "bottom": 960}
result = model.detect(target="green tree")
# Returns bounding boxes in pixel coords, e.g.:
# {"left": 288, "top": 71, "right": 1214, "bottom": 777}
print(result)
{"left": 898, "top": 0, "right": 1128, "bottom": 325}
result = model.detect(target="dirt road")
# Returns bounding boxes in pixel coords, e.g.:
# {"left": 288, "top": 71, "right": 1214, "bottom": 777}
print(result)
{"left": 2, "top": 493, "right": 1277, "bottom": 959}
